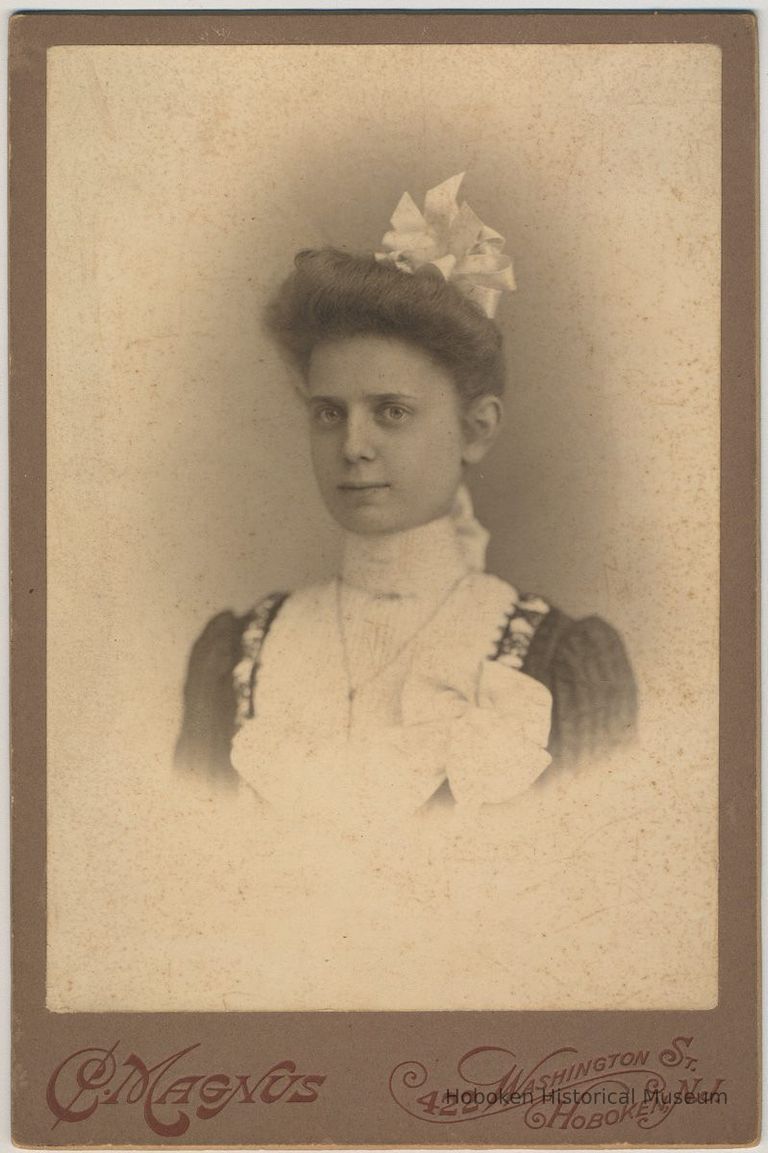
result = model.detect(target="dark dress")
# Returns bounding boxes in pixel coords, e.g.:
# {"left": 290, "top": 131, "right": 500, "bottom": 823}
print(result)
{"left": 174, "top": 590, "right": 638, "bottom": 793}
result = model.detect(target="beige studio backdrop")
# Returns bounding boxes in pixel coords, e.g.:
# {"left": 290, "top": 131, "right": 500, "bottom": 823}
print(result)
{"left": 46, "top": 44, "right": 720, "bottom": 1011}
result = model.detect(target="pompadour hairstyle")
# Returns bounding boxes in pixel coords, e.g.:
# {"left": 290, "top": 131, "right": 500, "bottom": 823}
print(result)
{"left": 265, "top": 248, "right": 506, "bottom": 403}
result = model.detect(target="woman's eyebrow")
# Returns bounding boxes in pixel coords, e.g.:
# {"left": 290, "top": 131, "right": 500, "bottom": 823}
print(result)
{"left": 307, "top": 392, "right": 419, "bottom": 404}
{"left": 307, "top": 395, "right": 346, "bottom": 406}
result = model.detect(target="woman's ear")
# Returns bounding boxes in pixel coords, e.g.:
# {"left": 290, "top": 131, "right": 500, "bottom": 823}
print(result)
{"left": 461, "top": 395, "right": 503, "bottom": 464}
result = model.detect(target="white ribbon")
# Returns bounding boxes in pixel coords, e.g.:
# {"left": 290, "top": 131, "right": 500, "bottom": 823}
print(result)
{"left": 450, "top": 483, "right": 489, "bottom": 573}
{"left": 375, "top": 172, "right": 516, "bottom": 319}
{"left": 399, "top": 660, "right": 553, "bottom": 810}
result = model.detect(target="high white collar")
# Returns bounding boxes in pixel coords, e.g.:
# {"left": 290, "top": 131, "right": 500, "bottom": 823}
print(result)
{"left": 341, "top": 515, "right": 471, "bottom": 601}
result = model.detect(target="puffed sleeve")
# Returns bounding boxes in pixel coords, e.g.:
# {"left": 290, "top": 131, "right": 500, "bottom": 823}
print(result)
{"left": 173, "top": 610, "right": 247, "bottom": 786}
{"left": 547, "top": 615, "right": 638, "bottom": 766}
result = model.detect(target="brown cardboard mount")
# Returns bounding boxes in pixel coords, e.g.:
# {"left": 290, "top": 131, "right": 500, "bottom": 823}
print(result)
{"left": 10, "top": 10, "right": 759, "bottom": 1149}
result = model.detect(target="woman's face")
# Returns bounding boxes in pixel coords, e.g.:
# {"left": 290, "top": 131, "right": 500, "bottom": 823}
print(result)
{"left": 305, "top": 334, "right": 470, "bottom": 536}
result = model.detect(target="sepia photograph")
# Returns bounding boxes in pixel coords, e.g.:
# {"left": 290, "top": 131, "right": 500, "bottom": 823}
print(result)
{"left": 41, "top": 38, "right": 721, "bottom": 1013}
{"left": 10, "top": 9, "right": 759, "bottom": 1149}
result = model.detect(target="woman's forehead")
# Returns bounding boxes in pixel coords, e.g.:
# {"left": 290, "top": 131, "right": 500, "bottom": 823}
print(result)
{"left": 306, "top": 335, "right": 455, "bottom": 397}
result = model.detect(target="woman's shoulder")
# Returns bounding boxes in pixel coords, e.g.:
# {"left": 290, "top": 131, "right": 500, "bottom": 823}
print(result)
{"left": 476, "top": 573, "right": 631, "bottom": 677}
{"left": 187, "top": 593, "right": 289, "bottom": 658}
{"left": 184, "top": 580, "right": 341, "bottom": 668}
{"left": 521, "top": 603, "right": 635, "bottom": 691}
{"left": 529, "top": 610, "right": 637, "bottom": 764}
{"left": 175, "top": 592, "right": 291, "bottom": 779}
{"left": 481, "top": 575, "right": 638, "bottom": 763}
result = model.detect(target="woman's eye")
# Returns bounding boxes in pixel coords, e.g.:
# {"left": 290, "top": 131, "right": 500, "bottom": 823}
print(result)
{"left": 379, "top": 404, "right": 411, "bottom": 424}
{"left": 312, "top": 405, "right": 343, "bottom": 426}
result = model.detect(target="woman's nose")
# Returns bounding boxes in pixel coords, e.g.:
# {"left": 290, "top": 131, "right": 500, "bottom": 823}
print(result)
{"left": 342, "top": 412, "right": 376, "bottom": 462}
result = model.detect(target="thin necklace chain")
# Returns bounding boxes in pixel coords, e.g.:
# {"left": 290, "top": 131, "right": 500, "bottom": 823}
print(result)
{"left": 335, "top": 571, "right": 469, "bottom": 729}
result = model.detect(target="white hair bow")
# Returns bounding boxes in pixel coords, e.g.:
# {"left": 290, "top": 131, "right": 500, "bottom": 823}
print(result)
{"left": 375, "top": 172, "right": 516, "bottom": 319}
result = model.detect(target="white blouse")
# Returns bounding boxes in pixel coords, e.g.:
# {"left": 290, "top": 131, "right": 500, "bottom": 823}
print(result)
{"left": 172, "top": 503, "right": 644, "bottom": 1012}
{"left": 230, "top": 511, "right": 553, "bottom": 826}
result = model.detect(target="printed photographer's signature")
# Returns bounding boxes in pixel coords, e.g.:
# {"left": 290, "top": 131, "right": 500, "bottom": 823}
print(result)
{"left": 389, "top": 1035, "right": 727, "bottom": 1133}
{"left": 46, "top": 1042, "right": 326, "bottom": 1136}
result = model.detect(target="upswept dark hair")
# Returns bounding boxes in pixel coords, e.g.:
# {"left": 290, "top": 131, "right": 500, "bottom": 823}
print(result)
{"left": 265, "top": 248, "right": 506, "bottom": 403}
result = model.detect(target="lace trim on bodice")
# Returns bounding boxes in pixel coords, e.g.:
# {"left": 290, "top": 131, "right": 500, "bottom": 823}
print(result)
{"left": 490, "top": 593, "right": 551, "bottom": 669}
{"left": 232, "top": 592, "right": 289, "bottom": 727}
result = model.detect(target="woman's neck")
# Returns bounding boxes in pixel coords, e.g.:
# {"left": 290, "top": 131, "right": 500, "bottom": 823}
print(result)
{"left": 341, "top": 515, "right": 470, "bottom": 600}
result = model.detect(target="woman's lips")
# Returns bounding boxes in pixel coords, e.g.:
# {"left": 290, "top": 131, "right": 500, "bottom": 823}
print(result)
{"left": 337, "top": 482, "right": 390, "bottom": 491}
{"left": 337, "top": 482, "right": 391, "bottom": 502}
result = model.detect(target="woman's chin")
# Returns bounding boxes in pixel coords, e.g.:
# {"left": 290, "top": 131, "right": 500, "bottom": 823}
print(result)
{"left": 332, "top": 508, "right": 405, "bottom": 535}
{"left": 328, "top": 502, "right": 458, "bottom": 536}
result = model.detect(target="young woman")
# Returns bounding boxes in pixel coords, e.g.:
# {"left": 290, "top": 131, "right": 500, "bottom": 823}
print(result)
{"left": 174, "top": 177, "right": 637, "bottom": 829}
